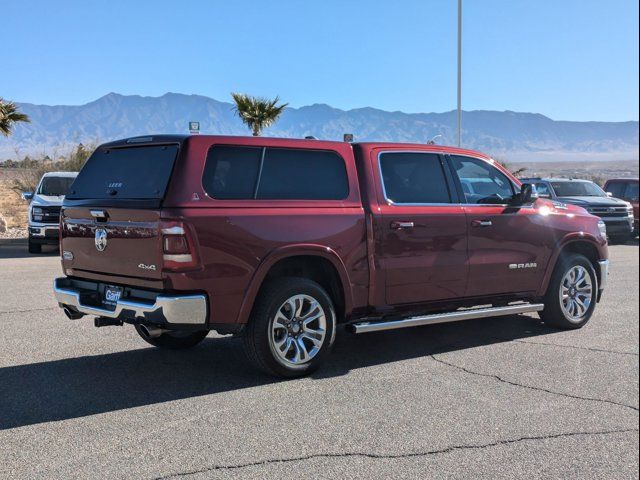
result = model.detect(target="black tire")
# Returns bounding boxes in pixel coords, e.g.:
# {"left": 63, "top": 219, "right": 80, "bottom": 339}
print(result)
{"left": 28, "top": 238, "right": 42, "bottom": 254}
{"left": 135, "top": 325, "right": 209, "bottom": 349}
{"left": 539, "top": 253, "right": 598, "bottom": 329}
{"left": 242, "top": 277, "right": 336, "bottom": 378}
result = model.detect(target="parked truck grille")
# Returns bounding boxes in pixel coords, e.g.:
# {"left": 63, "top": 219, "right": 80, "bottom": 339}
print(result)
{"left": 33, "top": 206, "right": 62, "bottom": 223}
{"left": 587, "top": 207, "right": 630, "bottom": 218}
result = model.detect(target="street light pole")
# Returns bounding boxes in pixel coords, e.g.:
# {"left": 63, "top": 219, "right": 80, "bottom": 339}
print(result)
{"left": 457, "top": 0, "right": 462, "bottom": 147}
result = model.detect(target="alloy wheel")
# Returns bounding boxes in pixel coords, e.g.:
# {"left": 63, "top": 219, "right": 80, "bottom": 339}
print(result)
{"left": 269, "top": 294, "right": 327, "bottom": 366}
{"left": 559, "top": 265, "right": 593, "bottom": 322}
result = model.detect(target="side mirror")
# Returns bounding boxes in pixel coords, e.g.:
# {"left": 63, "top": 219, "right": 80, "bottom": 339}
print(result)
{"left": 606, "top": 192, "right": 613, "bottom": 197}
{"left": 21, "top": 191, "right": 34, "bottom": 201}
{"left": 512, "top": 183, "right": 537, "bottom": 206}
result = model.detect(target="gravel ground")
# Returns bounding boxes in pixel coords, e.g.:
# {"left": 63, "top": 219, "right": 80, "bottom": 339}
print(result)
{"left": 0, "top": 178, "right": 28, "bottom": 232}
{"left": 0, "top": 242, "right": 638, "bottom": 479}
{"left": 0, "top": 227, "right": 27, "bottom": 239}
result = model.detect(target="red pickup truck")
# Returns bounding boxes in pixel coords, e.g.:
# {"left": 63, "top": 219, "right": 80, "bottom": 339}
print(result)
{"left": 54, "top": 135, "right": 609, "bottom": 377}
{"left": 604, "top": 178, "right": 639, "bottom": 236}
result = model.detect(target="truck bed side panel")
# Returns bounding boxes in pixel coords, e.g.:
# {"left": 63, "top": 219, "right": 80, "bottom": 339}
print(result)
{"left": 162, "top": 207, "right": 368, "bottom": 325}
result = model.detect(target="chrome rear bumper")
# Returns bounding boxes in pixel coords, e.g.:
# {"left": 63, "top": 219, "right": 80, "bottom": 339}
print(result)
{"left": 53, "top": 277, "right": 207, "bottom": 325}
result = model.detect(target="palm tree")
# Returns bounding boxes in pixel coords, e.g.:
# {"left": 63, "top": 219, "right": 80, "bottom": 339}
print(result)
{"left": 0, "top": 98, "right": 30, "bottom": 137}
{"left": 231, "top": 93, "right": 287, "bottom": 136}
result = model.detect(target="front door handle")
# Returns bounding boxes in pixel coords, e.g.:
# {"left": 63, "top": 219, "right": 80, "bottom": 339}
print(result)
{"left": 391, "top": 221, "right": 415, "bottom": 230}
{"left": 471, "top": 220, "right": 493, "bottom": 227}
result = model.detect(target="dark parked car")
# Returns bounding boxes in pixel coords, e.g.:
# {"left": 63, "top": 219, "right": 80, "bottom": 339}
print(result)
{"left": 54, "top": 136, "right": 609, "bottom": 377}
{"left": 604, "top": 178, "right": 639, "bottom": 236}
{"left": 522, "top": 177, "right": 635, "bottom": 242}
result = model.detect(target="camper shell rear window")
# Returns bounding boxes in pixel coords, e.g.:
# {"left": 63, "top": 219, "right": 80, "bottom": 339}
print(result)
{"left": 66, "top": 144, "right": 179, "bottom": 200}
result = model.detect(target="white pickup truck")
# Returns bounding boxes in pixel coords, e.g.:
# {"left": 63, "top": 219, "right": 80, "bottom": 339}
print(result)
{"left": 22, "top": 171, "right": 77, "bottom": 253}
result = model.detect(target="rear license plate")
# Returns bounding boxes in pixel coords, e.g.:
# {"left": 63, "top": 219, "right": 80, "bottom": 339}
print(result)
{"left": 103, "top": 285, "right": 124, "bottom": 309}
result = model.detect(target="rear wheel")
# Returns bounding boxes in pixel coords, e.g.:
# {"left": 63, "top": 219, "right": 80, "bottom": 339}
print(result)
{"left": 135, "top": 325, "right": 209, "bottom": 349}
{"left": 28, "top": 237, "right": 42, "bottom": 254}
{"left": 243, "top": 277, "right": 336, "bottom": 378}
{"left": 540, "top": 253, "right": 597, "bottom": 329}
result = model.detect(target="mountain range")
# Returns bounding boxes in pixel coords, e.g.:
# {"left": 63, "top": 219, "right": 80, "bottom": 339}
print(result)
{"left": 1, "top": 92, "right": 638, "bottom": 162}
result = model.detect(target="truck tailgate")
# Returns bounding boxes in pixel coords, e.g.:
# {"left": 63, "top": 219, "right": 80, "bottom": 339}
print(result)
{"left": 61, "top": 207, "right": 163, "bottom": 280}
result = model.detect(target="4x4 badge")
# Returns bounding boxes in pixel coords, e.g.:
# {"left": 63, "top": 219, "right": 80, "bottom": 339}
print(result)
{"left": 95, "top": 228, "right": 108, "bottom": 252}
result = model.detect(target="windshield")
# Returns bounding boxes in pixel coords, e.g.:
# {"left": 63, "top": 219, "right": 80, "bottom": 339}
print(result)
{"left": 38, "top": 176, "right": 76, "bottom": 196}
{"left": 551, "top": 181, "right": 606, "bottom": 197}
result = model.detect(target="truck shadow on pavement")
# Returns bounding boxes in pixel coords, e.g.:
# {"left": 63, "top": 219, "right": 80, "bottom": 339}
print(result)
{"left": 0, "top": 314, "right": 558, "bottom": 430}
{"left": 0, "top": 244, "right": 59, "bottom": 259}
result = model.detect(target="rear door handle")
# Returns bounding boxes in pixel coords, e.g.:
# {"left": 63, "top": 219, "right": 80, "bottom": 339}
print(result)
{"left": 471, "top": 220, "right": 493, "bottom": 227}
{"left": 391, "top": 221, "right": 415, "bottom": 230}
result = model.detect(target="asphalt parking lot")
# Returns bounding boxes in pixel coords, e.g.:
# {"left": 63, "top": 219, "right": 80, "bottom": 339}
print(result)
{"left": 0, "top": 242, "right": 638, "bottom": 479}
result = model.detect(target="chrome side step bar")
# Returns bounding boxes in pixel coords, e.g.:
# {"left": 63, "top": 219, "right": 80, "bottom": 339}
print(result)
{"left": 350, "top": 303, "right": 545, "bottom": 334}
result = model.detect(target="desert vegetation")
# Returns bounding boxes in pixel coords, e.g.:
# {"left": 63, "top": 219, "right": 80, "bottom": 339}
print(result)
{"left": 0, "top": 143, "right": 94, "bottom": 233}
{"left": 5, "top": 143, "right": 93, "bottom": 193}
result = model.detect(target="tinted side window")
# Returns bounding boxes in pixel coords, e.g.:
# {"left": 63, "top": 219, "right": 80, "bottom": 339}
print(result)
{"left": 257, "top": 148, "right": 348, "bottom": 200}
{"left": 624, "top": 182, "right": 639, "bottom": 201}
{"left": 535, "top": 183, "right": 552, "bottom": 197}
{"left": 605, "top": 181, "right": 625, "bottom": 198}
{"left": 202, "top": 146, "right": 262, "bottom": 199}
{"left": 202, "top": 146, "right": 349, "bottom": 200}
{"left": 450, "top": 155, "right": 515, "bottom": 204}
{"left": 379, "top": 152, "right": 451, "bottom": 204}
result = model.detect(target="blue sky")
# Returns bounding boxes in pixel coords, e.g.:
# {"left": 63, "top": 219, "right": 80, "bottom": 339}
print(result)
{"left": 2, "top": 0, "right": 638, "bottom": 121}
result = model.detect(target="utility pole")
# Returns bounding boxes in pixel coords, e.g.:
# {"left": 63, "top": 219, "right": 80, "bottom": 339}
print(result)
{"left": 457, "top": 0, "right": 462, "bottom": 147}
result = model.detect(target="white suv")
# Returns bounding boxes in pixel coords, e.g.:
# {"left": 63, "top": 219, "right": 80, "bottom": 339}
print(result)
{"left": 22, "top": 171, "right": 78, "bottom": 253}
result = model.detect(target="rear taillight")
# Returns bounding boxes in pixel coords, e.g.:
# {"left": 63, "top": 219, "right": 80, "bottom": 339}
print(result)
{"left": 164, "top": 235, "right": 189, "bottom": 254}
{"left": 160, "top": 221, "right": 200, "bottom": 271}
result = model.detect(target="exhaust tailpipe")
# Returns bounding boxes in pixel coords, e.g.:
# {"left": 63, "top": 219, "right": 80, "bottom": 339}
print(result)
{"left": 138, "top": 324, "right": 168, "bottom": 339}
{"left": 63, "top": 306, "right": 85, "bottom": 320}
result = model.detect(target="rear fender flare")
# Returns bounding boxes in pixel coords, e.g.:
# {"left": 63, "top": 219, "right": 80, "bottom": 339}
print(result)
{"left": 235, "top": 244, "right": 353, "bottom": 325}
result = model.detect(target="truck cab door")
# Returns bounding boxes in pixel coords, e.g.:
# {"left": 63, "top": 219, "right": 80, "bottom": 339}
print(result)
{"left": 447, "top": 154, "right": 550, "bottom": 297}
{"left": 373, "top": 151, "right": 469, "bottom": 306}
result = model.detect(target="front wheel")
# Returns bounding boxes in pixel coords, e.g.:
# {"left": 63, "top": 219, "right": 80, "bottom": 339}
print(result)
{"left": 242, "top": 277, "right": 336, "bottom": 378}
{"left": 539, "top": 253, "right": 598, "bottom": 329}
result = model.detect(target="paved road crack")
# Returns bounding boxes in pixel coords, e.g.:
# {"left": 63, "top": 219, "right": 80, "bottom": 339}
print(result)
{"left": 154, "top": 428, "right": 638, "bottom": 478}
{"left": 430, "top": 354, "right": 639, "bottom": 413}
{"left": 0, "top": 306, "right": 58, "bottom": 316}
{"left": 515, "top": 339, "right": 639, "bottom": 356}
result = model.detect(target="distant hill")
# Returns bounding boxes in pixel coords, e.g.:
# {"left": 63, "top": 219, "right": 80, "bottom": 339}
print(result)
{"left": 1, "top": 92, "right": 638, "bottom": 162}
